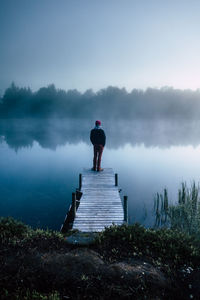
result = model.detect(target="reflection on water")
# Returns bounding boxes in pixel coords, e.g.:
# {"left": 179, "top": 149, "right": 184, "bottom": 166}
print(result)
{"left": 1, "top": 118, "right": 200, "bottom": 150}
{"left": 1, "top": 118, "right": 200, "bottom": 230}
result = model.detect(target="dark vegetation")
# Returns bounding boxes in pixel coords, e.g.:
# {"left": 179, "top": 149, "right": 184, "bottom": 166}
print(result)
{"left": 1, "top": 216, "right": 200, "bottom": 299}
{"left": 1, "top": 83, "right": 200, "bottom": 120}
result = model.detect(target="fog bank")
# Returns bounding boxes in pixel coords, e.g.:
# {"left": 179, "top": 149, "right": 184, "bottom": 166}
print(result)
{"left": 1, "top": 84, "right": 200, "bottom": 120}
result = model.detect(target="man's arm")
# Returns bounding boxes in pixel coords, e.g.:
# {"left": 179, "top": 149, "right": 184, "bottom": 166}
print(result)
{"left": 90, "top": 129, "right": 94, "bottom": 145}
{"left": 102, "top": 130, "right": 106, "bottom": 147}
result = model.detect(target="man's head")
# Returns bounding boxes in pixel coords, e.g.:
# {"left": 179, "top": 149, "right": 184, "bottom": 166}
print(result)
{"left": 95, "top": 120, "right": 101, "bottom": 126}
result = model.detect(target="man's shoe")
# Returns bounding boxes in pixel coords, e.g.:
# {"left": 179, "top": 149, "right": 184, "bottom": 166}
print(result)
{"left": 97, "top": 168, "right": 104, "bottom": 172}
{"left": 91, "top": 167, "right": 96, "bottom": 171}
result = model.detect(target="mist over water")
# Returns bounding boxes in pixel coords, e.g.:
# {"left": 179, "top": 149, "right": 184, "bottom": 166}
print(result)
{"left": 1, "top": 118, "right": 200, "bottom": 150}
{"left": 1, "top": 118, "right": 200, "bottom": 230}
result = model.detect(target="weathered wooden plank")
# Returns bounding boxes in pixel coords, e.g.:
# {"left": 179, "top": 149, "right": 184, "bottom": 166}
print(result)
{"left": 76, "top": 220, "right": 120, "bottom": 224}
{"left": 78, "top": 207, "right": 122, "bottom": 210}
{"left": 76, "top": 225, "right": 121, "bottom": 228}
{"left": 76, "top": 210, "right": 123, "bottom": 213}
{"left": 76, "top": 218, "right": 123, "bottom": 221}
{"left": 79, "top": 206, "right": 122, "bottom": 208}
{"left": 74, "top": 226, "right": 121, "bottom": 231}
{"left": 77, "top": 211, "right": 123, "bottom": 213}
{"left": 75, "top": 217, "right": 123, "bottom": 219}
{"left": 76, "top": 224, "right": 120, "bottom": 227}
{"left": 75, "top": 219, "right": 123, "bottom": 222}
{"left": 78, "top": 202, "right": 122, "bottom": 204}
{"left": 81, "top": 199, "right": 119, "bottom": 202}
{"left": 77, "top": 213, "right": 123, "bottom": 215}
{"left": 77, "top": 209, "right": 122, "bottom": 212}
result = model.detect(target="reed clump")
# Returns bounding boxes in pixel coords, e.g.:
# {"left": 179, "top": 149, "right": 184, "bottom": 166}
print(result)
{"left": 154, "top": 182, "right": 200, "bottom": 238}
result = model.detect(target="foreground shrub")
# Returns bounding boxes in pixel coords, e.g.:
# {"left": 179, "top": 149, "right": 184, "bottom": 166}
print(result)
{"left": 0, "top": 217, "right": 65, "bottom": 251}
{"left": 0, "top": 217, "right": 32, "bottom": 242}
{"left": 97, "top": 223, "right": 200, "bottom": 268}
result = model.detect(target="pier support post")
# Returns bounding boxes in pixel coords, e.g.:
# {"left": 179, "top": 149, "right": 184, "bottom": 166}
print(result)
{"left": 72, "top": 192, "right": 76, "bottom": 218}
{"left": 79, "top": 174, "right": 82, "bottom": 191}
{"left": 124, "top": 196, "right": 128, "bottom": 223}
{"left": 115, "top": 173, "right": 118, "bottom": 186}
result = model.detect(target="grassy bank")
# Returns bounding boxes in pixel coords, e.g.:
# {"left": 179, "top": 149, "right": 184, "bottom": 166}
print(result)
{"left": 1, "top": 217, "right": 200, "bottom": 299}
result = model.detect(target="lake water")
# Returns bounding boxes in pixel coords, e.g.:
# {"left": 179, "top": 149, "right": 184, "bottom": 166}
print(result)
{"left": 1, "top": 118, "right": 200, "bottom": 230}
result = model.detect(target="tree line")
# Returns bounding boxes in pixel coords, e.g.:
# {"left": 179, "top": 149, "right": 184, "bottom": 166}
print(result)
{"left": 1, "top": 83, "right": 200, "bottom": 119}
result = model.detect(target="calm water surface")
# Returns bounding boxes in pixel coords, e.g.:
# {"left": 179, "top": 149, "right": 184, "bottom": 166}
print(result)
{"left": 1, "top": 119, "right": 200, "bottom": 230}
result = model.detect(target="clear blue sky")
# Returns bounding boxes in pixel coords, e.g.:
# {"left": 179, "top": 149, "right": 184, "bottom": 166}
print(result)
{"left": 0, "top": 0, "right": 200, "bottom": 93}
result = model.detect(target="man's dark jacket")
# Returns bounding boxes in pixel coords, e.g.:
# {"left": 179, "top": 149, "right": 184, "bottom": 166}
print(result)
{"left": 90, "top": 128, "right": 106, "bottom": 147}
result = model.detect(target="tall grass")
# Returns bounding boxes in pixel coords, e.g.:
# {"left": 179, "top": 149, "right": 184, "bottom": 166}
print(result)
{"left": 154, "top": 182, "right": 200, "bottom": 237}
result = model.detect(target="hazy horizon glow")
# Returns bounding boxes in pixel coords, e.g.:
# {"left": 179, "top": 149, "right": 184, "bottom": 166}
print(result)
{"left": 1, "top": 0, "right": 200, "bottom": 94}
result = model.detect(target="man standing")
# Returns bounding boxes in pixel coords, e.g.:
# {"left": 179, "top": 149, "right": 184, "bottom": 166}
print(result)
{"left": 90, "top": 120, "right": 106, "bottom": 172}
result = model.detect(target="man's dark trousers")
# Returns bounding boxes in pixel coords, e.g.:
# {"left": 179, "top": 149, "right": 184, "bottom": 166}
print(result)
{"left": 93, "top": 144, "right": 104, "bottom": 170}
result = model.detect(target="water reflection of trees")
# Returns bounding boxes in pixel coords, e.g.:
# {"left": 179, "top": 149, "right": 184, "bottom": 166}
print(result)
{"left": 1, "top": 118, "right": 200, "bottom": 151}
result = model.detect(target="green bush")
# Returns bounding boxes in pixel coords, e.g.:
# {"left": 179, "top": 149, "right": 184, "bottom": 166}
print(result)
{"left": 0, "top": 217, "right": 65, "bottom": 251}
{"left": 0, "top": 217, "right": 32, "bottom": 241}
{"left": 97, "top": 223, "right": 200, "bottom": 267}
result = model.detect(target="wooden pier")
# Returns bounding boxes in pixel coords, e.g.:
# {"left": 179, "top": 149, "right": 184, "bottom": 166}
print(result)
{"left": 61, "top": 168, "right": 127, "bottom": 233}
